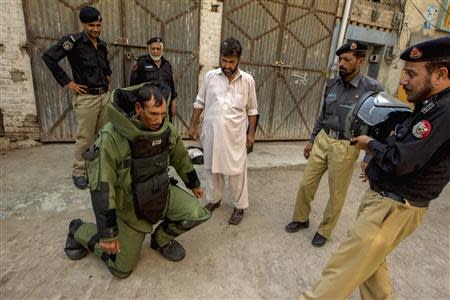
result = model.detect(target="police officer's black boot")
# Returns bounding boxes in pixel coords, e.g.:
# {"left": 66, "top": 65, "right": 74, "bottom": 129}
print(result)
{"left": 150, "top": 235, "right": 186, "bottom": 262}
{"left": 64, "top": 219, "right": 88, "bottom": 260}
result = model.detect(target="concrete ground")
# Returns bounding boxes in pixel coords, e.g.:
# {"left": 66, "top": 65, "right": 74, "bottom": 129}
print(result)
{"left": 0, "top": 142, "right": 449, "bottom": 300}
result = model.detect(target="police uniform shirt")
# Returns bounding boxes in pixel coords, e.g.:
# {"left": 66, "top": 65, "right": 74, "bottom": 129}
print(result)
{"left": 310, "top": 74, "right": 382, "bottom": 142}
{"left": 42, "top": 31, "right": 112, "bottom": 88}
{"left": 366, "top": 87, "right": 450, "bottom": 202}
{"left": 130, "top": 55, "right": 178, "bottom": 100}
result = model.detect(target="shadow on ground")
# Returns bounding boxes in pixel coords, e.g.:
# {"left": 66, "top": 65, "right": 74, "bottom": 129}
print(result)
{"left": 1, "top": 144, "right": 449, "bottom": 299}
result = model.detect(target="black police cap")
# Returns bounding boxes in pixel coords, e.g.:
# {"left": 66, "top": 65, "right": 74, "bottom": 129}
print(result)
{"left": 336, "top": 40, "right": 368, "bottom": 56}
{"left": 400, "top": 36, "right": 450, "bottom": 62}
{"left": 147, "top": 36, "right": 163, "bottom": 45}
{"left": 79, "top": 6, "right": 102, "bottom": 23}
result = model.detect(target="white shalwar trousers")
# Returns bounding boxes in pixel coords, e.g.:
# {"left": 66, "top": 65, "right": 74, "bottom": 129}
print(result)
{"left": 204, "top": 167, "right": 249, "bottom": 209}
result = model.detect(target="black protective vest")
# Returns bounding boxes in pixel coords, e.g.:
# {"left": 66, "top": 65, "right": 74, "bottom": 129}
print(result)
{"left": 130, "top": 128, "right": 171, "bottom": 224}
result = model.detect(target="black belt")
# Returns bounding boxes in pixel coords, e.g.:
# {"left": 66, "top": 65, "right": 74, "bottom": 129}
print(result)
{"left": 372, "top": 186, "right": 429, "bottom": 208}
{"left": 85, "top": 87, "right": 108, "bottom": 95}
{"left": 323, "top": 128, "right": 346, "bottom": 140}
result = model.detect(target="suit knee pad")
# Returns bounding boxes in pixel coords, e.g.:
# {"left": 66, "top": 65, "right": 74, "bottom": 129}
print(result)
{"left": 176, "top": 218, "right": 207, "bottom": 230}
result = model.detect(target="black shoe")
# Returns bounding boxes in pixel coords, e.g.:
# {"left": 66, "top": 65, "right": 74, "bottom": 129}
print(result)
{"left": 285, "top": 220, "right": 310, "bottom": 233}
{"left": 311, "top": 232, "right": 327, "bottom": 247}
{"left": 205, "top": 200, "right": 221, "bottom": 213}
{"left": 228, "top": 208, "right": 244, "bottom": 225}
{"left": 150, "top": 237, "right": 186, "bottom": 262}
{"left": 73, "top": 176, "right": 88, "bottom": 189}
{"left": 64, "top": 219, "right": 88, "bottom": 260}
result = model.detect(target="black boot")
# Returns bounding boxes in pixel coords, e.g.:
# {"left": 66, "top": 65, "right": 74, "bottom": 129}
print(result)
{"left": 150, "top": 236, "right": 186, "bottom": 262}
{"left": 64, "top": 219, "right": 88, "bottom": 260}
{"left": 311, "top": 232, "right": 327, "bottom": 247}
{"left": 285, "top": 220, "right": 310, "bottom": 233}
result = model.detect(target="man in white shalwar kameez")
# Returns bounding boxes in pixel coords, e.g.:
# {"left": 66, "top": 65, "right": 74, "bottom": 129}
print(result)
{"left": 188, "top": 37, "right": 258, "bottom": 225}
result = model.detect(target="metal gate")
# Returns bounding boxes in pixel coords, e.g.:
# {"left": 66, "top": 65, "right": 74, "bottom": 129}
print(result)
{"left": 222, "top": 0, "right": 338, "bottom": 140}
{"left": 23, "top": 0, "right": 200, "bottom": 142}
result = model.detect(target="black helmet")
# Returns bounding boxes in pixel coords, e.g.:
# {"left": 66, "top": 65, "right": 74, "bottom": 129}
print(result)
{"left": 344, "top": 92, "right": 412, "bottom": 140}
{"left": 187, "top": 146, "right": 204, "bottom": 165}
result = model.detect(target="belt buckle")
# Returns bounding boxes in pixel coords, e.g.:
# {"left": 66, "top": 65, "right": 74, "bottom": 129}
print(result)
{"left": 88, "top": 88, "right": 105, "bottom": 95}
{"left": 380, "top": 191, "right": 406, "bottom": 205}
{"left": 329, "top": 129, "right": 339, "bottom": 139}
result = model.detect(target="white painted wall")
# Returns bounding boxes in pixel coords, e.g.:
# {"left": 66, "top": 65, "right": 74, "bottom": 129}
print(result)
{"left": 0, "top": 0, "right": 39, "bottom": 149}
{"left": 198, "top": 0, "right": 223, "bottom": 84}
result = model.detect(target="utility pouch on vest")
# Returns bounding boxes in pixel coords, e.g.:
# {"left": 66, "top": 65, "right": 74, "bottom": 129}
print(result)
{"left": 130, "top": 130, "right": 171, "bottom": 224}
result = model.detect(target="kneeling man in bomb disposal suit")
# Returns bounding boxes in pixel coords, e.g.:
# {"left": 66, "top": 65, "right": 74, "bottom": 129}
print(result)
{"left": 63, "top": 83, "right": 211, "bottom": 278}
{"left": 300, "top": 36, "right": 450, "bottom": 299}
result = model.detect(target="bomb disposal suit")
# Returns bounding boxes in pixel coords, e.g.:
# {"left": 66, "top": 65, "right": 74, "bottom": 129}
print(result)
{"left": 68, "top": 83, "right": 211, "bottom": 278}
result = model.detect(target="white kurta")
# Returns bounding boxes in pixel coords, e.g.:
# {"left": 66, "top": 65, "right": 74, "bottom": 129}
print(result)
{"left": 194, "top": 68, "right": 258, "bottom": 175}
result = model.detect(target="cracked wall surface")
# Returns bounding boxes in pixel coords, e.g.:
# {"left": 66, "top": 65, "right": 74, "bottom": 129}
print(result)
{"left": 0, "top": 0, "right": 40, "bottom": 150}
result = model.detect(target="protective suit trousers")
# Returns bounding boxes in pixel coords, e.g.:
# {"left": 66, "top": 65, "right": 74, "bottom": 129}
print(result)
{"left": 73, "top": 184, "right": 211, "bottom": 278}
{"left": 300, "top": 188, "right": 427, "bottom": 300}
{"left": 292, "top": 130, "right": 359, "bottom": 238}
{"left": 204, "top": 165, "right": 249, "bottom": 209}
{"left": 72, "top": 92, "right": 110, "bottom": 176}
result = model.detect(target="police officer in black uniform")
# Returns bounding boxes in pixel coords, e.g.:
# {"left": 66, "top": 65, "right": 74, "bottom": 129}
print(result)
{"left": 42, "top": 6, "right": 112, "bottom": 189}
{"left": 130, "top": 36, "right": 177, "bottom": 122}
{"left": 300, "top": 36, "right": 450, "bottom": 300}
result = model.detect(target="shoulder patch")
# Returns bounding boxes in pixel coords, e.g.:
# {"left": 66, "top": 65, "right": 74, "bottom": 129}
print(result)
{"left": 412, "top": 120, "right": 432, "bottom": 139}
{"left": 63, "top": 40, "right": 73, "bottom": 51}
{"left": 131, "top": 62, "right": 138, "bottom": 71}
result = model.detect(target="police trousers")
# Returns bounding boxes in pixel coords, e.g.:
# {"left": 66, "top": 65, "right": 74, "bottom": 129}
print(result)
{"left": 73, "top": 184, "right": 211, "bottom": 278}
{"left": 292, "top": 129, "right": 360, "bottom": 238}
{"left": 72, "top": 92, "right": 110, "bottom": 176}
{"left": 300, "top": 188, "right": 428, "bottom": 300}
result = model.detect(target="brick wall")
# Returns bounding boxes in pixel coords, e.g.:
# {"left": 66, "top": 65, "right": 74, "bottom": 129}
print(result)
{"left": 0, "top": 0, "right": 225, "bottom": 150}
{"left": 0, "top": 0, "right": 40, "bottom": 150}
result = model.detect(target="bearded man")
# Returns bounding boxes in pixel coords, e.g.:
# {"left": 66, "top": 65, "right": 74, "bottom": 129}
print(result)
{"left": 285, "top": 40, "right": 382, "bottom": 247}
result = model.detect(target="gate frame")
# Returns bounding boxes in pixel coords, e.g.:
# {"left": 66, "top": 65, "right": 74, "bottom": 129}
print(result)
{"left": 221, "top": 0, "right": 339, "bottom": 140}
{"left": 21, "top": 0, "right": 201, "bottom": 142}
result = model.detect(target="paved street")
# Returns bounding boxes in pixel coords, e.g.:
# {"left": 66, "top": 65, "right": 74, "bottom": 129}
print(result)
{"left": 1, "top": 143, "right": 449, "bottom": 299}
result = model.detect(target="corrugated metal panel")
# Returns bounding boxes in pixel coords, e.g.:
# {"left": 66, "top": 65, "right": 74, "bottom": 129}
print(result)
{"left": 23, "top": 0, "right": 82, "bottom": 141}
{"left": 222, "top": 0, "right": 338, "bottom": 140}
{"left": 23, "top": 0, "right": 199, "bottom": 141}
{"left": 122, "top": 0, "right": 200, "bottom": 136}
